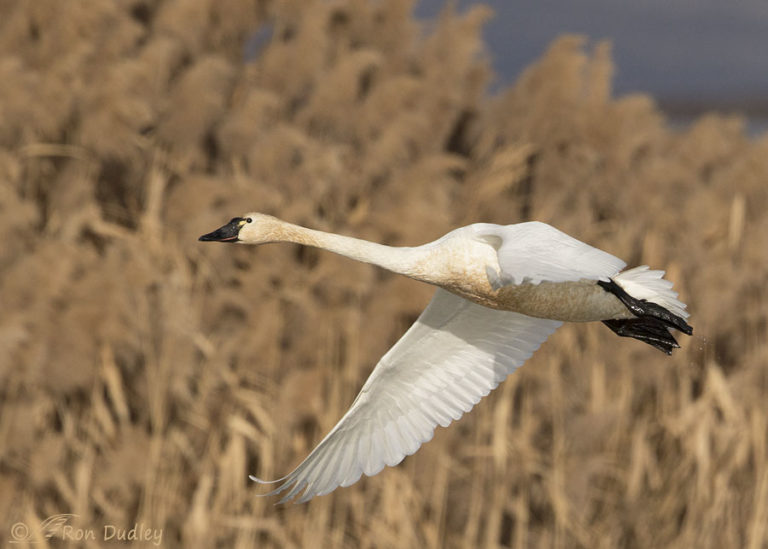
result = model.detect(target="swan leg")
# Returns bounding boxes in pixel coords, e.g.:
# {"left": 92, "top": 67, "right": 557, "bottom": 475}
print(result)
{"left": 597, "top": 279, "right": 692, "bottom": 354}
{"left": 597, "top": 279, "right": 693, "bottom": 335}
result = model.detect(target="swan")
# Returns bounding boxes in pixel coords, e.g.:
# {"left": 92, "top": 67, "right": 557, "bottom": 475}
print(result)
{"left": 199, "top": 213, "right": 692, "bottom": 503}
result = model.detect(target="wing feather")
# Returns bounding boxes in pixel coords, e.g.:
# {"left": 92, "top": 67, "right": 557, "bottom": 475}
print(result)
{"left": 474, "top": 221, "right": 626, "bottom": 285}
{"left": 251, "top": 289, "right": 561, "bottom": 502}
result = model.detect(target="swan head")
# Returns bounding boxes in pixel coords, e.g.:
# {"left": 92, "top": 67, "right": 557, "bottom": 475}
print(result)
{"left": 198, "top": 212, "right": 280, "bottom": 244}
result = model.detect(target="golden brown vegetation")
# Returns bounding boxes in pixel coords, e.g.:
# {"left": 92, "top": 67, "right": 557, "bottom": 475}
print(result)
{"left": 1, "top": 1, "right": 767, "bottom": 547}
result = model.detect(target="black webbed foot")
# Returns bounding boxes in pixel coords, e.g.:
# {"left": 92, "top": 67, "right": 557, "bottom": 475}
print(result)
{"left": 598, "top": 279, "right": 692, "bottom": 353}
{"left": 602, "top": 318, "right": 679, "bottom": 354}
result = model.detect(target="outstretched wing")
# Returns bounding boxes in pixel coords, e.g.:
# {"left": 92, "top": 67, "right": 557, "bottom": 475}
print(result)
{"left": 251, "top": 289, "right": 562, "bottom": 503}
{"left": 474, "top": 222, "right": 626, "bottom": 286}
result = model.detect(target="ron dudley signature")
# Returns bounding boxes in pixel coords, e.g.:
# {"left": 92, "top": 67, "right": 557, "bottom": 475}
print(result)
{"left": 9, "top": 514, "right": 163, "bottom": 546}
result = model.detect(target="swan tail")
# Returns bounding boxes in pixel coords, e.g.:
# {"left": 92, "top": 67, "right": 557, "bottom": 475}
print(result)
{"left": 613, "top": 266, "right": 690, "bottom": 320}
{"left": 598, "top": 266, "right": 692, "bottom": 353}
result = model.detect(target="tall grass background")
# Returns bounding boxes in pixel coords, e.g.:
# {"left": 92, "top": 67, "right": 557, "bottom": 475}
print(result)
{"left": 1, "top": 1, "right": 767, "bottom": 547}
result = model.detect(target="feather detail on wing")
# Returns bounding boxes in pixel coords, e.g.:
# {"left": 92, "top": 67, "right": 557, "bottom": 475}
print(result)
{"left": 250, "top": 289, "right": 561, "bottom": 503}
{"left": 474, "top": 222, "right": 626, "bottom": 286}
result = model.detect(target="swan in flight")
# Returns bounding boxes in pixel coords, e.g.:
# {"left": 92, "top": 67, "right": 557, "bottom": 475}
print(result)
{"left": 200, "top": 213, "right": 692, "bottom": 503}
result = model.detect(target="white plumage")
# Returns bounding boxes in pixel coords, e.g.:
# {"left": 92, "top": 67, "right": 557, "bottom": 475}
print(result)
{"left": 252, "top": 290, "right": 561, "bottom": 503}
{"left": 199, "top": 213, "right": 692, "bottom": 503}
{"left": 613, "top": 265, "right": 688, "bottom": 319}
{"left": 474, "top": 222, "right": 627, "bottom": 286}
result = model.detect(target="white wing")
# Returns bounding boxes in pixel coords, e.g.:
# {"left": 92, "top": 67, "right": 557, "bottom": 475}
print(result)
{"left": 251, "top": 289, "right": 561, "bottom": 503}
{"left": 474, "top": 222, "right": 626, "bottom": 286}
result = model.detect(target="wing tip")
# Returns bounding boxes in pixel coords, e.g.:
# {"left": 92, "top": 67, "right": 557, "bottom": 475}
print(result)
{"left": 251, "top": 473, "right": 308, "bottom": 504}
{"left": 249, "top": 474, "right": 281, "bottom": 485}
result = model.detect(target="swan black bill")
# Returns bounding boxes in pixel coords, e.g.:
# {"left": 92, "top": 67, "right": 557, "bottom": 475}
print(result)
{"left": 199, "top": 218, "right": 246, "bottom": 242}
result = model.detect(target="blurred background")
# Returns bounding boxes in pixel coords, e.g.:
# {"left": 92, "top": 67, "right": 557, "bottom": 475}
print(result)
{"left": 0, "top": 1, "right": 766, "bottom": 548}
{"left": 418, "top": 0, "right": 768, "bottom": 133}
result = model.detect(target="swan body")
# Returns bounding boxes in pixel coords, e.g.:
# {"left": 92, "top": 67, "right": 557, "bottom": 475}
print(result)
{"left": 200, "top": 213, "right": 692, "bottom": 503}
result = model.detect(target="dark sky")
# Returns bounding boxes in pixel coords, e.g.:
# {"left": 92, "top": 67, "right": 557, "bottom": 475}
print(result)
{"left": 416, "top": 0, "right": 768, "bottom": 101}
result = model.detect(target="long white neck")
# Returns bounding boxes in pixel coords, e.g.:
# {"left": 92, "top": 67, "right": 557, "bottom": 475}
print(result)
{"left": 263, "top": 220, "right": 439, "bottom": 281}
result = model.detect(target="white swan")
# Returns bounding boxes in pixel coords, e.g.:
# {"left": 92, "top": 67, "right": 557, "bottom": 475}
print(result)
{"left": 200, "top": 213, "right": 692, "bottom": 503}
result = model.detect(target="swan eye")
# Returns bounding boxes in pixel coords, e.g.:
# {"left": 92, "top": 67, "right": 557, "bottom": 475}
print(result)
{"left": 246, "top": 217, "right": 252, "bottom": 223}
